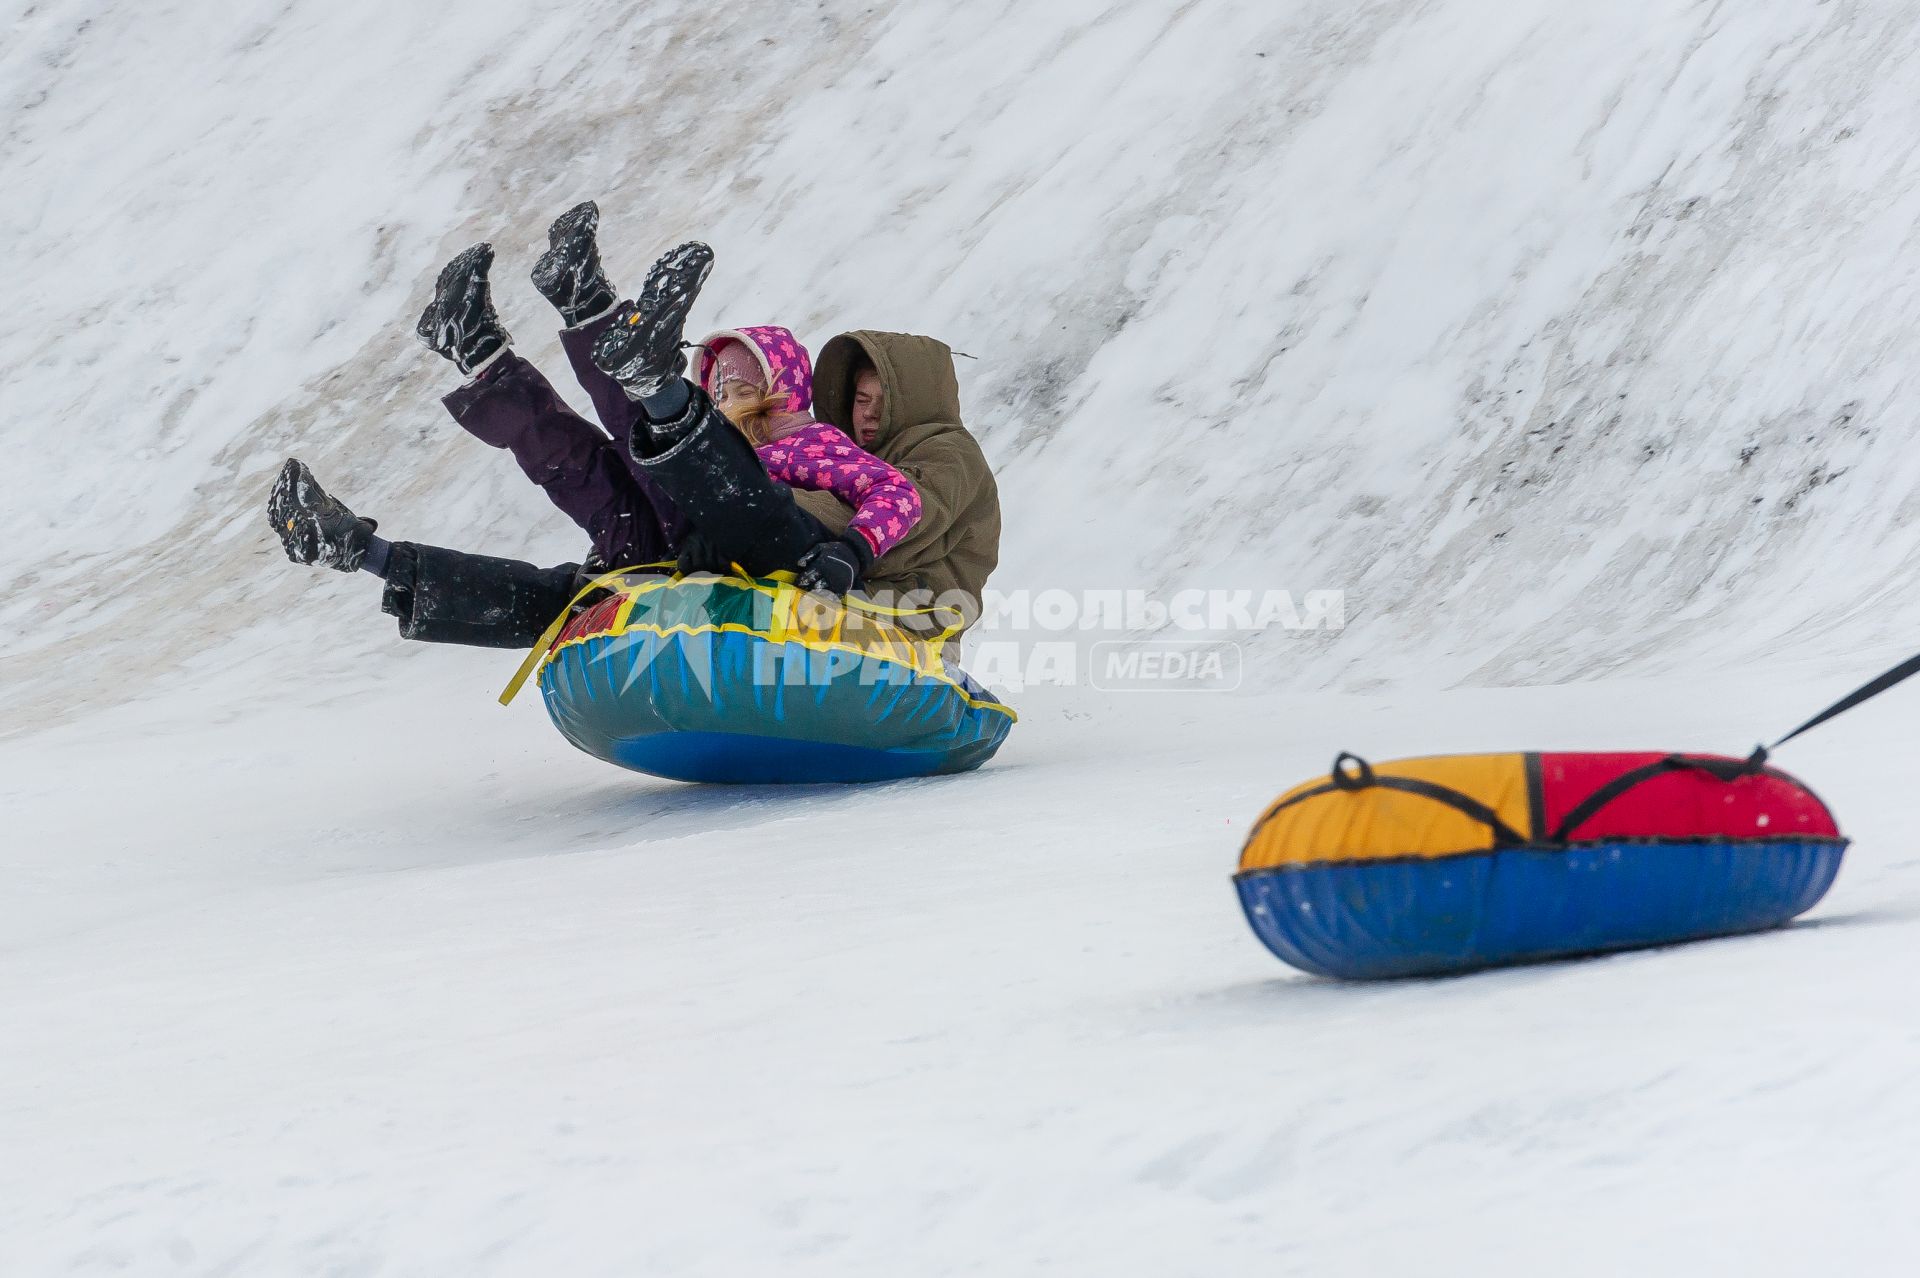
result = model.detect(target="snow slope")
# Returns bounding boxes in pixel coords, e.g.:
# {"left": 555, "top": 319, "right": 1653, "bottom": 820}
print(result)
{"left": 6, "top": 0, "right": 1920, "bottom": 1272}
{"left": 7, "top": 668, "right": 1919, "bottom": 1275}
{"left": 11, "top": 0, "right": 1920, "bottom": 707}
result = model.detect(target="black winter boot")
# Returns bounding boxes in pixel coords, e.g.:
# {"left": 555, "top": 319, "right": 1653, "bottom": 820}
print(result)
{"left": 531, "top": 200, "right": 619, "bottom": 328}
{"left": 268, "top": 458, "right": 378, "bottom": 573}
{"left": 415, "top": 243, "right": 511, "bottom": 375}
{"left": 589, "top": 240, "right": 713, "bottom": 398}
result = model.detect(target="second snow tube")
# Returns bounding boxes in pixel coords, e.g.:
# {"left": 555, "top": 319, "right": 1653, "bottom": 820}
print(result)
{"left": 536, "top": 572, "right": 1014, "bottom": 784}
{"left": 1234, "top": 751, "right": 1845, "bottom": 980}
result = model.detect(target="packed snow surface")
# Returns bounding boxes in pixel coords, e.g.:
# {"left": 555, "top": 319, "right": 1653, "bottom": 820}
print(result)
{"left": 5, "top": 0, "right": 1920, "bottom": 1272}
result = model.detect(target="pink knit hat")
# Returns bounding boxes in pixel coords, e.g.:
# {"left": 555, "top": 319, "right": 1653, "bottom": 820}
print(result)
{"left": 694, "top": 326, "right": 814, "bottom": 413}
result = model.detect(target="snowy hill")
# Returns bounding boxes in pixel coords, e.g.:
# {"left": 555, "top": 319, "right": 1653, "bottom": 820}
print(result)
{"left": 5, "top": 0, "right": 1920, "bottom": 1273}
{"left": 12, "top": 0, "right": 1920, "bottom": 710}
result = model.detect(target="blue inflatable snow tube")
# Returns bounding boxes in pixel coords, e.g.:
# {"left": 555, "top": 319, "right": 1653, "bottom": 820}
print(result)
{"left": 535, "top": 573, "right": 1014, "bottom": 784}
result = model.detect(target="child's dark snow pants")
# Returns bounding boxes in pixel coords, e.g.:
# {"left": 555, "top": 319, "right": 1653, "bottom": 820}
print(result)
{"left": 438, "top": 310, "right": 687, "bottom": 568}
{"left": 393, "top": 320, "right": 826, "bottom": 651}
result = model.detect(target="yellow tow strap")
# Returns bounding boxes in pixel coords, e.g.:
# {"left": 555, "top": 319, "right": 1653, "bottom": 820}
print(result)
{"left": 497, "top": 564, "right": 667, "bottom": 706}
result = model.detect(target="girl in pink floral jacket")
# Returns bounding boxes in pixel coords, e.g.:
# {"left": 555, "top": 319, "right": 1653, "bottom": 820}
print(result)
{"left": 693, "top": 326, "right": 922, "bottom": 561}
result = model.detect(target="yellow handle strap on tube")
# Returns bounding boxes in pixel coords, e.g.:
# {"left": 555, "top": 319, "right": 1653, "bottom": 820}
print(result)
{"left": 723, "top": 565, "right": 962, "bottom": 637}
{"left": 845, "top": 595, "right": 968, "bottom": 650}
{"left": 833, "top": 585, "right": 969, "bottom": 650}
{"left": 757, "top": 565, "right": 953, "bottom": 626}
{"left": 497, "top": 564, "right": 667, "bottom": 706}
{"left": 765, "top": 569, "right": 966, "bottom": 651}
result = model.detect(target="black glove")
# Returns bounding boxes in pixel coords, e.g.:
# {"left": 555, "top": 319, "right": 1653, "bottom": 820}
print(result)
{"left": 675, "top": 529, "right": 730, "bottom": 576}
{"left": 794, "top": 533, "right": 874, "bottom": 596}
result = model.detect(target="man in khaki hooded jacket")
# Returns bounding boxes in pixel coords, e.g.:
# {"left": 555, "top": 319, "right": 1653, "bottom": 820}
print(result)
{"left": 792, "top": 330, "right": 1001, "bottom": 635}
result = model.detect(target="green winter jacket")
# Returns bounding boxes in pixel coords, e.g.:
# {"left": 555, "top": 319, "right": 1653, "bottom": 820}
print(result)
{"left": 796, "top": 331, "right": 1001, "bottom": 635}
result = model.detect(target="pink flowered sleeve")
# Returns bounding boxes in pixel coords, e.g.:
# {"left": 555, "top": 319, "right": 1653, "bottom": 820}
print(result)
{"left": 758, "top": 423, "right": 924, "bottom": 557}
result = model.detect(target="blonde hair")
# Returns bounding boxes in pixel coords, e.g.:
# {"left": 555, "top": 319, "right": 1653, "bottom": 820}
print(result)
{"left": 716, "top": 382, "right": 793, "bottom": 446}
